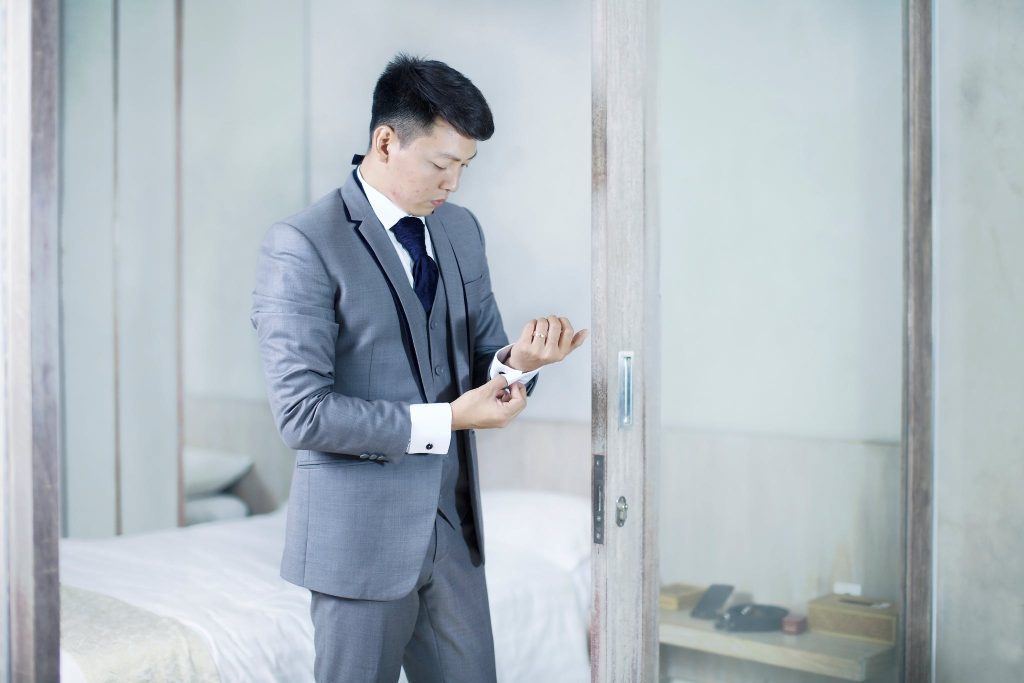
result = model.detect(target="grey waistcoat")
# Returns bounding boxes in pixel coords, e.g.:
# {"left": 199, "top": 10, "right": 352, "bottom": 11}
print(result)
{"left": 424, "top": 272, "right": 475, "bottom": 550}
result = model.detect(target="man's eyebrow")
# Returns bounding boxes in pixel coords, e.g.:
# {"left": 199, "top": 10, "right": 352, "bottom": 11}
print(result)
{"left": 438, "top": 151, "right": 478, "bottom": 162}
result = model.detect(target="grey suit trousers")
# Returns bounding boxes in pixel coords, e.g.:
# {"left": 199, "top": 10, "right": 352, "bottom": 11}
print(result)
{"left": 308, "top": 514, "right": 497, "bottom": 683}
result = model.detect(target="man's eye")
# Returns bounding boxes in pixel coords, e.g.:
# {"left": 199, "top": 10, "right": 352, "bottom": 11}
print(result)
{"left": 433, "top": 163, "right": 447, "bottom": 170}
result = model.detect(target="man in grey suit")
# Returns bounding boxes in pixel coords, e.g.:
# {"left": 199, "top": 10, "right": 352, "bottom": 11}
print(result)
{"left": 251, "top": 55, "right": 586, "bottom": 683}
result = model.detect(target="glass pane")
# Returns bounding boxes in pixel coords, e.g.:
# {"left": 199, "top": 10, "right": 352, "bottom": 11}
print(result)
{"left": 654, "top": 3, "right": 903, "bottom": 681}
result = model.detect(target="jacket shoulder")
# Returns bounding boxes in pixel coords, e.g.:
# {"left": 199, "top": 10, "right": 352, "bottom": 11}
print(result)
{"left": 274, "top": 189, "right": 350, "bottom": 240}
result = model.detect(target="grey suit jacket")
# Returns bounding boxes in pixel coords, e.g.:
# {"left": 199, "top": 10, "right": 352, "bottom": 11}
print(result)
{"left": 251, "top": 173, "right": 514, "bottom": 601}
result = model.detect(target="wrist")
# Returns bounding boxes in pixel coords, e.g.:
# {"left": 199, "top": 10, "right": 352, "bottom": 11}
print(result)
{"left": 507, "top": 348, "right": 535, "bottom": 373}
{"left": 449, "top": 402, "right": 468, "bottom": 431}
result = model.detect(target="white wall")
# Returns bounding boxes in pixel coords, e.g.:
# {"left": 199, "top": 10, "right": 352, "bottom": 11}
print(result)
{"left": 61, "top": 0, "right": 118, "bottom": 537}
{"left": 61, "top": 0, "right": 179, "bottom": 537}
{"left": 115, "top": 0, "right": 180, "bottom": 535}
{"left": 658, "top": 0, "right": 903, "bottom": 441}
{"left": 934, "top": 1, "right": 1024, "bottom": 678}
{"left": 182, "top": 0, "right": 307, "bottom": 404}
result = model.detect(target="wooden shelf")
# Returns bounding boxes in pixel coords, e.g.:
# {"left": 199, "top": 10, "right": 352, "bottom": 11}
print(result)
{"left": 659, "top": 609, "right": 895, "bottom": 681}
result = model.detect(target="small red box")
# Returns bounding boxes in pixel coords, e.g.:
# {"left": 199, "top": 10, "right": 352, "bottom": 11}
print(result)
{"left": 782, "top": 614, "right": 807, "bottom": 635}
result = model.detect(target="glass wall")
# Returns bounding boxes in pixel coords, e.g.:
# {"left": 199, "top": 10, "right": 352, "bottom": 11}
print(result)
{"left": 654, "top": 3, "right": 903, "bottom": 681}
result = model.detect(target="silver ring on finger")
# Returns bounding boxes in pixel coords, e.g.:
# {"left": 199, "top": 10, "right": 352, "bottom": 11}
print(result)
{"left": 533, "top": 332, "right": 546, "bottom": 340}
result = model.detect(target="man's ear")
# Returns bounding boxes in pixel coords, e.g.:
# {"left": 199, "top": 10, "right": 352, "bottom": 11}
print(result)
{"left": 372, "top": 125, "right": 397, "bottom": 162}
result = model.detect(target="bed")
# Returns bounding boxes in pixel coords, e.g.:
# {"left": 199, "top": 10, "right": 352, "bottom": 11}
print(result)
{"left": 59, "top": 489, "right": 592, "bottom": 683}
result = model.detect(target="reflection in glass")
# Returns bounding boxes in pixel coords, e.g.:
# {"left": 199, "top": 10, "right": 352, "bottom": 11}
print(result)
{"left": 655, "top": 3, "right": 902, "bottom": 681}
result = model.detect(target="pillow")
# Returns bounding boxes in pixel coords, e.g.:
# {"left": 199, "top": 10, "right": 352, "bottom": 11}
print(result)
{"left": 481, "top": 489, "right": 591, "bottom": 573}
{"left": 183, "top": 447, "right": 254, "bottom": 498}
{"left": 184, "top": 493, "right": 250, "bottom": 525}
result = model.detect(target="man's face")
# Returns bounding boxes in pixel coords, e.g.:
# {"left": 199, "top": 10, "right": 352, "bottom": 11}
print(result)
{"left": 383, "top": 118, "right": 477, "bottom": 217}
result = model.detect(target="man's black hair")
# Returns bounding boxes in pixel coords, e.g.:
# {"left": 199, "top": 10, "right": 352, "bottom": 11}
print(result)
{"left": 369, "top": 54, "right": 494, "bottom": 144}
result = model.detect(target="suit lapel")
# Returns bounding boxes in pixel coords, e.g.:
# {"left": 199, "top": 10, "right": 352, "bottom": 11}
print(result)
{"left": 342, "top": 176, "right": 432, "bottom": 398}
{"left": 426, "top": 214, "right": 471, "bottom": 395}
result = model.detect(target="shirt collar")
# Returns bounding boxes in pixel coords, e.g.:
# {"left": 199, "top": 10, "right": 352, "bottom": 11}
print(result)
{"left": 356, "top": 166, "right": 424, "bottom": 230}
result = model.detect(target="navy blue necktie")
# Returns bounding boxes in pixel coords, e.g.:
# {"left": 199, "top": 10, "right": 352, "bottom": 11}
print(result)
{"left": 392, "top": 216, "right": 439, "bottom": 315}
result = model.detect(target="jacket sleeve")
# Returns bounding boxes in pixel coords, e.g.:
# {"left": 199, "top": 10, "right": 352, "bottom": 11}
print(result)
{"left": 465, "top": 212, "right": 539, "bottom": 396}
{"left": 250, "top": 221, "right": 412, "bottom": 460}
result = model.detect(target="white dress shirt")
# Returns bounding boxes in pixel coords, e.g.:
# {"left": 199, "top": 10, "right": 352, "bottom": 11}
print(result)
{"left": 356, "top": 168, "right": 538, "bottom": 454}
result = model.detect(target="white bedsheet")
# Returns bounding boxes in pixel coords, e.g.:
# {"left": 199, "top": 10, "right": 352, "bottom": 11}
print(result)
{"left": 60, "top": 490, "right": 591, "bottom": 683}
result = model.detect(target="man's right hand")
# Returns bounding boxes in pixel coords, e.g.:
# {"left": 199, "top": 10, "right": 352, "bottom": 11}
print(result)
{"left": 450, "top": 375, "right": 527, "bottom": 430}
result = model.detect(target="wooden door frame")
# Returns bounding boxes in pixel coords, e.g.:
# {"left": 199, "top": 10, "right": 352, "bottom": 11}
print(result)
{"left": 590, "top": 0, "right": 661, "bottom": 680}
{"left": 901, "top": 0, "right": 934, "bottom": 679}
{"left": 1, "top": 0, "right": 62, "bottom": 680}
{"left": 589, "top": 0, "right": 935, "bottom": 680}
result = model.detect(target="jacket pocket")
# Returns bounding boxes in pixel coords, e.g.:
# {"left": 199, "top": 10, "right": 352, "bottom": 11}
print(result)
{"left": 296, "top": 452, "right": 374, "bottom": 468}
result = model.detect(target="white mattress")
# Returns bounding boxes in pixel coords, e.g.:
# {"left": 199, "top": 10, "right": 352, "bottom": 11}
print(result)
{"left": 60, "top": 490, "right": 591, "bottom": 683}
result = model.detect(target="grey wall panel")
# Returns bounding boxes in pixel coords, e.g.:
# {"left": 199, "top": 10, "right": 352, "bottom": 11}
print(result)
{"left": 115, "top": 0, "right": 179, "bottom": 534}
{"left": 308, "top": 0, "right": 593, "bottom": 422}
{"left": 182, "top": 0, "right": 307, "bottom": 403}
{"left": 59, "top": 0, "right": 118, "bottom": 538}
{"left": 934, "top": 1, "right": 1024, "bottom": 678}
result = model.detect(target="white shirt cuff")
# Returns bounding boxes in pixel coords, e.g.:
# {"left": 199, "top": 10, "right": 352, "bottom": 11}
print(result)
{"left": 489, "top": 344, "right": 540, "bottom": 387}
{"left": 407, "top": 403, "right": 452, "bottom": 455}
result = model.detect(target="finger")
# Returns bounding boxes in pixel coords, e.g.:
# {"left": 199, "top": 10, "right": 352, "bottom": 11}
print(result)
{"left": 570, "top": 329, "right": 589, "bottom": 350}
{"left": 504, "top": 382, "right": 528, "bottom": 413}
{"left": 532, "top": 317, "right": 550, "bottom": 346}
{"left": 544, "top": 315, "right": 562, "bottom": 350}
{"left": 518, "top": 319, "right": 537, "bottom": 346}
{"left": 557, "top": 317, "right": 574, "bottom": 353}
{"left": 485, "top": 374, "right": 510, "bottom": 397}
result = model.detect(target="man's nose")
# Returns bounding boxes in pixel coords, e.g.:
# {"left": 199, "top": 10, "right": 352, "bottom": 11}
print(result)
{"left": 441, "top": 167, "right": 462, "bottom": 193}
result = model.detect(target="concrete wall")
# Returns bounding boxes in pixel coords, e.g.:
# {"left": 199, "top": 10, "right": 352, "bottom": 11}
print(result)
{"left": 933, "top": 1, "right": 1024, "bottom": 679}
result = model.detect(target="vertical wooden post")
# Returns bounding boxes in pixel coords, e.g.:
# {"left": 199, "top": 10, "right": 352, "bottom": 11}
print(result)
{"left": 1, "top": 0, "right": 62, "bottom": 680}
{"left": 901, "top": 0, "right": 933, "bottom": 680}
{"left": 591, "top": 0, "right": 660, "bottom": 680}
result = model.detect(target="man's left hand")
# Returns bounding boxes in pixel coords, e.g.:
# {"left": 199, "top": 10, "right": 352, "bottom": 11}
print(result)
{"left": 506, "top": 316, "right": 588, "bottom": 373}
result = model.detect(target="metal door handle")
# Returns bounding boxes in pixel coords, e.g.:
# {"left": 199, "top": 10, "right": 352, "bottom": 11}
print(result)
{"left": 618, "top": 351, "right": 633, "bottom": 428}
